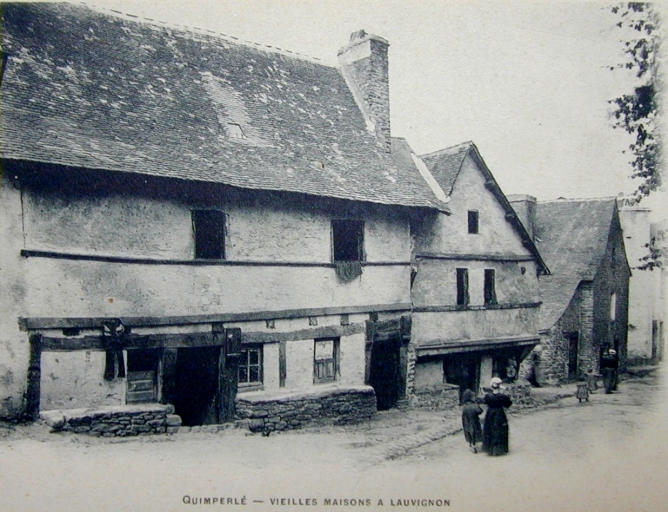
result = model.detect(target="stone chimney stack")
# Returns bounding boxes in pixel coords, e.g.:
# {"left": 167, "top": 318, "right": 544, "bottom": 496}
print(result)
{"left": 338, "top": 30, "right": 391, "bottom": 150}
{"left": 507, "top": 194, "right": 537, "bottom": 240}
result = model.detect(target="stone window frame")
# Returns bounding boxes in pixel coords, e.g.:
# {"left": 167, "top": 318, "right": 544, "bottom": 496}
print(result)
{"left": 238, "top": 345, "right": 263, "bottom": 390}
{"left": 191, "top": 209, "right": 226, "bottom": 260}
{"left": 313, "top": 337, "right": 340, "bottom": 384}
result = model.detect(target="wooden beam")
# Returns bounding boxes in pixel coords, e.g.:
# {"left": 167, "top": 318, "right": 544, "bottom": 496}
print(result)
{"left": 25, "top": 334, "right": 42, "bottom": 421}
{"left": 242, "top": 323, "right": 364, "bottom": 344}
{"left": 20, "top": 303, "right": 412, "bottom": 331}
{"left": 20, "top": 249, "right": 409, "bottom": 268}
{"left": 40, "top": 332, "right": 217, "bottom": 351}
{"left": 413, "top": 302, "right": 541, "bottom": 313}
{"left": 415, "top": 251, "right": 535, "bottom": 263}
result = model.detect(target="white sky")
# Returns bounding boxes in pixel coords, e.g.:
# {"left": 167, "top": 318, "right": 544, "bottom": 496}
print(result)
{"left": 74, "top": 1, "right": 667, "bottom": 216}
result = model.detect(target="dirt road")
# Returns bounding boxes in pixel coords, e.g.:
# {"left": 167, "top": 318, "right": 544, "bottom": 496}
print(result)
{"left": 1, "top": 368, "right": 666, "bottom": 512}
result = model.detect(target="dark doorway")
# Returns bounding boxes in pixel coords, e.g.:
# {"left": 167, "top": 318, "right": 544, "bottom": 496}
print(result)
{"left": 444, "top": 354, "right": 479, "bottom": 403}
{"left": 173, "top": 347, "right": 220, "bottom": 426}
{"left": 567, "top": 332, "right": 579, "bottom": 380}
{"left": 368, "top": 336, "right": 402, "bottom": 410}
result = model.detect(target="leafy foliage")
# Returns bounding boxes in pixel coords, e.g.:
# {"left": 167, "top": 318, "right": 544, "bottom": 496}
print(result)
{"left": 610, "top": 2, "right": 661, "bottom": 202}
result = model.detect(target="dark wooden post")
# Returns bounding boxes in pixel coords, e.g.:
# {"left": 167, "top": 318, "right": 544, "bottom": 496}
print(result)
{"left": 25, "top": 334, "right": 42, "bottom": 421}
{"left": 214, "top": 324, "right": 241, "bottom": 423}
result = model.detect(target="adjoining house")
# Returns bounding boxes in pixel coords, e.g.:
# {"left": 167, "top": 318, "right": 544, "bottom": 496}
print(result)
{"left": 617, "top": 199, "right": 665, "bottom": 363}
{"left": 403, "top": 141, "right": 549, "bottom": 407}
{"left": 511, "top": 197, "right": 631, "bottom": 384}
{"left": 0, "top": 3, "right": 448, "bottom": 428}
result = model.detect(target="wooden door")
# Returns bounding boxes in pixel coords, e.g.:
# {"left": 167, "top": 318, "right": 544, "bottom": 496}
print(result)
{"left": 567, "top": 333, "right": 579, "bottom": 380}
{"left": 217, "top": 327, "right": 241, "bottom": 423}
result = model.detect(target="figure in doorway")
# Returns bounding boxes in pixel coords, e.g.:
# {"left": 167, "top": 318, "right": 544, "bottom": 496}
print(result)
{"left": 601, "top": 348, "right": 619, "bottom": 394}
{"left": 461, "top": 389, "right": 483, "bottom": 453}
{"left": 482, "top": 377, "right": 512, "bottom": 456}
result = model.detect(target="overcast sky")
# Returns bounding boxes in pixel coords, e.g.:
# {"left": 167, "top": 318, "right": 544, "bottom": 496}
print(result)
{"left": 82, "top": 0, "right": 665, "bottom": 214}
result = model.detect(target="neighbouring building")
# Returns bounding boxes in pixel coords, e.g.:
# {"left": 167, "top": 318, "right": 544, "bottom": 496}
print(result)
{"left": 404, "top": 141, "right": 549, "bottom": 407}
{"left": 512, "top": 197, "right": 631, "bottom": 384}
{"left": 0, "top": 3, "right": 449, "bottom": 430}
{"left": 618, "top": 199, "right": 665, "bottom": 363}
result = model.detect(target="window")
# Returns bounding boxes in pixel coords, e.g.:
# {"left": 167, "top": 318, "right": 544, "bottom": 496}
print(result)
{"left": 610, "top": 292, "right": 617, "bottom": 321}
{"left": 332, "top": 220, "right": 364, "bottom": 262}
{"left": 456, "top": 268, "right": 469, "bottom": 306}
{"left": 238, "top": 346, "right": 263, "bottom": 387}
{"left": 468, "top": 210, "right": 479, "bottom": 234}
{"left": 192, "top": 210, "right": 225, "bottom": 259}
{"left": 314, "top": 338, "right": 339, "bottom": 384}
{"left": 484, "top": 269, "right": 497, "bottom": 305}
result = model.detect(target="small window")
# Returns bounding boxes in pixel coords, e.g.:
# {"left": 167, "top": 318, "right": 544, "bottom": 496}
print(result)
{"left": 238, "top": 346, "right": 263, "bottom": 387}
{"left": 484, "top": 269, "right": 497, "bottom": 305}
{"left": 468, "top": 210, "right": 479, "bottom": 234}
{"left": 314, "top": 338, "right": 339, "bottom": 384}
{"left": 332, "top": 220, "right": 364, "bottom": 262}
{"left": 192, "top": 210, "right": 225, "bottom": 259}
{"left": 456, "top": 268, "right": 469, "bottom": 306}
{"left": 610, "top": 292, "right": 617, "bottom": 321}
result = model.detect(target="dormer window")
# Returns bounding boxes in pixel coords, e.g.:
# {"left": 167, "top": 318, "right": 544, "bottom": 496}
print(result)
{"left": 226, "top": 122, "right": 246, "bottom": 139}
{"left": 468, "top": 210, "right": 479, "bottom": 234}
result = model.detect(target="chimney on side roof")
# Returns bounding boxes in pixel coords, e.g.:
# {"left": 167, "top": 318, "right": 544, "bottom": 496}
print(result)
{"left": 338, "top": 30, "right": 391, "bottom": 151}
{"left": 507, "top": 194, "right": 537, "bottom": 241}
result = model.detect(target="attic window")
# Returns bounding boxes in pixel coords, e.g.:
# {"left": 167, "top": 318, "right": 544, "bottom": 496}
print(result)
{"left": 332, "top": 220, "right": 364, "bottom": 262}
{"left": 468, "top": 210, "right": 479, "bottom": 234}
{"left": 192, "top": 210, "right": 226, "bottom": 260}
{"left": 226, "top": 123, "right": 246, "bottom": 139}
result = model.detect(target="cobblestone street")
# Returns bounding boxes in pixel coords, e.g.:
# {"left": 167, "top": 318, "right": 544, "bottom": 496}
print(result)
{"left": 2, "top": 366, "right": 666, "bottom": 512}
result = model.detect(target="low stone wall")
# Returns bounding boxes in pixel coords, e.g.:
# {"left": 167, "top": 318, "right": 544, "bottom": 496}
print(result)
{"left": 235, "top": 385, "right": 376, "bottom": 433}
{"left": 40, "top": 404, "right": 182, "bottom": 436}
{"left": 409, "top": 383, "right": 460, "bottom": 410}
{"left": 501, "top": 380, "right": 536, "bottom": 408}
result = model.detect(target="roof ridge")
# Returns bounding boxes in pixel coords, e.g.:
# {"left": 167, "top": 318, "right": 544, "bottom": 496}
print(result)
{"left": 419, "top": 140, "right": 473, "bottom": 159}
{"left": 82, "top": 1, "right": 326, "bottom": 65}
{"left": 538, "top": 196, "right": 617, "bottom": 204}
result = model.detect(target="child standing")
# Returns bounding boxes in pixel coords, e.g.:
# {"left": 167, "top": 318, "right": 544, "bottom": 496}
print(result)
{"left": 461, "top": 389, "right": 483, "bottom": 453}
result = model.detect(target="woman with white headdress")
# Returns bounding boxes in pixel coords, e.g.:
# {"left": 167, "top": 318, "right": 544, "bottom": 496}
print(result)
{"left": 482, "top": 377, "right": 512, "bottom": 456}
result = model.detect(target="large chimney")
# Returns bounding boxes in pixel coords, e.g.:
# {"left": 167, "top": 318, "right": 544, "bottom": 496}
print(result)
{"left": 507, "top": 194, "right": 537, "bottom": 241}
{"left": 338, "top": 30, "right": 391, "bottom": 150}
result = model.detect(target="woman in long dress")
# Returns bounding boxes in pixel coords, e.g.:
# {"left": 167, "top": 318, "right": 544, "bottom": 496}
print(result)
{"left": 482, "top": 377, "right": 512, "bottom": 456}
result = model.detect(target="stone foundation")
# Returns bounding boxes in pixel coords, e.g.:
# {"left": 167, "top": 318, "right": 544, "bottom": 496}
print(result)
{"left": 409, "top": 383, "right": 460, "bottom": 410}
{"left": 40, "top": 403, "right": 180, "bottom": 436}
{"left": 235, "top": 385, "right": 376, "bottom": 432}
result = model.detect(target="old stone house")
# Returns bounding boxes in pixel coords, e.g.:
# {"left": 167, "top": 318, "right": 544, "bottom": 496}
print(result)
{"left": 510, "top": 197, "right": 631, "bottom": 384}
{"left": 0, "top": 3, "right": 449, "bottom": 429}
{"left": 403, "top": 141, "right": 549, "bottom": 406}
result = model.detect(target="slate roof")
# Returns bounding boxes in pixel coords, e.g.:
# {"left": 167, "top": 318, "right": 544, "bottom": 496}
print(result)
{"left": 0, "top": 2, "right": 446, "bottom": 210}
{"left": 420, "top": 142, "right": 472, "bottom": 196}
{"left": 534, "top": 198, "right": 620, "bottom": 329}
{"left": 420, "top": 141, "right": 549, "bottom": 274}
